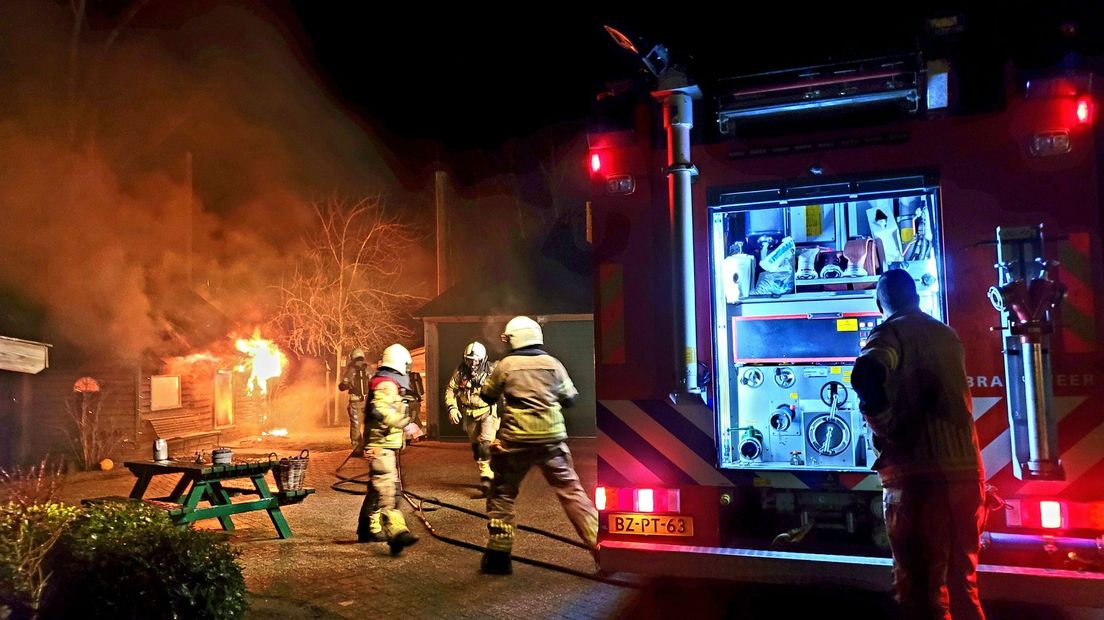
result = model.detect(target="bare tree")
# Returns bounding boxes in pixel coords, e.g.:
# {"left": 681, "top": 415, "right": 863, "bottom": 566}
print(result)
{"left": 64, "top": 380, "right": 126, "bottom": 470}
{"left": 273, "top": 197, "right": 422, "bottom": 425}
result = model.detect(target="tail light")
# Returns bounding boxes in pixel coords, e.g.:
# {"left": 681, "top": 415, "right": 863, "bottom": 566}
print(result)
{"left": 1039, "top": 500, "right": 1064, "bottom": 529}
{"left": 1076, "top": 96, "right": 1093, "bottom": 125}
{"left": 1006, "top": 498, "right": 1070, "bottom": 530}
{"left": 590, "top": 152, "right": 602, "bottom": 174}
{"left": 595, "top": 487, "right": 681, "bottom": 513}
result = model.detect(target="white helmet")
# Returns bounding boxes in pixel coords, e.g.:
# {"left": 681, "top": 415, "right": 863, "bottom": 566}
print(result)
{"left": 501, "top": 316, "right": 543, "bottom": 350}
{"left": 350, "top": 347, "right": 366, "bottom": 361}
{"left": 379, "top": 344, "right": 412, "bottom": 374}
{"left": 463, "top": 341, "right": 487, "bottom": 366}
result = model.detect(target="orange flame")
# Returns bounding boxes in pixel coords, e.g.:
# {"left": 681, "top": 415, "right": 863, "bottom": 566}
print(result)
{"left": 163, "top": 352, "right": 222, "bottom": 377}
{"left": 234, "top": 329, "right": 287, "bottom": 395}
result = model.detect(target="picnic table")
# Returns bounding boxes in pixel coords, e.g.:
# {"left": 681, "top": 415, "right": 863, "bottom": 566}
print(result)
{"left": 89, "top": 459, "right": 314, "bottom": 539}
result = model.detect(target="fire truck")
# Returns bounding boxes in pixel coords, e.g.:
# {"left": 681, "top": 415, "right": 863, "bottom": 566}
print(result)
{"left": 587, "top": 25, "right": 1104, "bottom": 604}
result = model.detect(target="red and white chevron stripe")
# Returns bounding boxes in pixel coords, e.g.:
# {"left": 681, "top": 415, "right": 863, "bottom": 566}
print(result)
{"left": 974, "top": 393, "right": 1104, "bottom": 502}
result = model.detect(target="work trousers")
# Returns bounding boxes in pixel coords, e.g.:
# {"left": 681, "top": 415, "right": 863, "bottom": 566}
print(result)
{"left": 486, "top": 441, "right": 597, "bottom": 553}
{"left": 347, "top": 398, "right": 363, "bottom": 449}
{"left": 463, "top": 412, "right": 500, "bottom": 479}
{"left": 357, "top": 448, "right": 409, "bottom": 540}
{"left": 883, "top": 479, "right": 987, "bottom": 620}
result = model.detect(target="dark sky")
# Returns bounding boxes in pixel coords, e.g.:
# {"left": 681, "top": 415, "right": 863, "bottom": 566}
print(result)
{"left": 275, "top": 3, "right": 1104, "bottom": 151}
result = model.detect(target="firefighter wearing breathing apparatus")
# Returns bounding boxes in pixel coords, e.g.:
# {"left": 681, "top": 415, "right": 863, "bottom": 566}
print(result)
{"left": 355, "top": 343, "right": 420, "bottom": 555}
{"left": 478, "top": 316, "right": 598, "bottom": 575}
{"left": 338, "top": 347, "right": 370, "bottom": 449}
{"left": 445, "top": 341, "right": 499, "bottom": 496}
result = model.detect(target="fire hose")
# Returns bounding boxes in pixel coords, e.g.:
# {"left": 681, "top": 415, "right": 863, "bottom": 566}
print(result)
{"left": 331, "top": 443, "right": 643, "bottom": 589}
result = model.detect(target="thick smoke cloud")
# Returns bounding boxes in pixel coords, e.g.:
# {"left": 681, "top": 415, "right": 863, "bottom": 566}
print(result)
{"left": 0, "top": 1, "right": 428, "bottom": 358}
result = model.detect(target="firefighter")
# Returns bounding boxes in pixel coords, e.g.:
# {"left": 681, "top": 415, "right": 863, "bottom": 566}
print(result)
{"left": 852, "top": 269, "right": 986, "bottom": 620}
{"left": 478, "top": 316, "right": 598, "bottom": 575}
{"left": 445, "top": 341, "right": 499, "bottom": 497}
{"left": 355, "top": 343, "right": 419, "bottom": 555}
{"left": 338, "top": 347, "right": 370, "bottom": 449}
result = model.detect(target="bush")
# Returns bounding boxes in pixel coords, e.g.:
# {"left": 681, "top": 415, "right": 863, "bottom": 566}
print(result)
{"left": 0, "top": 502, "right": 79, "bottom": 619}
{"left": 38, "top": 501, "right": 247, "bottom": 620}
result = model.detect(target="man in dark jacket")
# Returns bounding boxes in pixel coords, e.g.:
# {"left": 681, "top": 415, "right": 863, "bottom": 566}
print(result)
{"left": 852, "top": 269, "right": 986, "bottom": 620}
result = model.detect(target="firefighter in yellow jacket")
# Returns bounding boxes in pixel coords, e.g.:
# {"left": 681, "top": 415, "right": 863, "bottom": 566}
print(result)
{"left": 356, "top": 343, "right": 419, "bottom": 555}
{"left": 445, "top": 341, "right": 499, "bottom": 496}
{"left": 478, "top": 316, "right": 598, "bottom": 575}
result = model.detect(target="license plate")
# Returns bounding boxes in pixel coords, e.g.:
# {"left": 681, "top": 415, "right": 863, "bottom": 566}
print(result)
{"left": 608, "top": 513, "right": 694, "bottom": 537}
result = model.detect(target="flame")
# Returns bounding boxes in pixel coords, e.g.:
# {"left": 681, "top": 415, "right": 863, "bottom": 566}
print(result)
{"left": 234, "top": 329, "right": 287, "bottom": 395}
{"left": 163, "top": 352, "right": 222, "bottom": 376}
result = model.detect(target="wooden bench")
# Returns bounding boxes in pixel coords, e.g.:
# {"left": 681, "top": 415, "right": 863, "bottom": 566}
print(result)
{"left": 275, "top": 488, "right": 315, "bottom": 506}
{"left": 146, "top": 411, "right": 222, "bottom": 453}
{"left": 219, "top": 485, "right": 316, "bottom": 506}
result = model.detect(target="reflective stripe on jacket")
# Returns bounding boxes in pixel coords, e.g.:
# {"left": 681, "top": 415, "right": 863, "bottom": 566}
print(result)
{"left": 444, "top": 362, "right": 496, "bottom": 418}
{"left": 366, "top": 368, "right": 412, "bottom": 449}
{"left": 480, "top": 348, "right": 576, "bottom": 443}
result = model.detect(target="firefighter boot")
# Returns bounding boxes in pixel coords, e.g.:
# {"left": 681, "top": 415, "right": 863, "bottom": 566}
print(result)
{"left": 384, "top": 509, "right": 419, "bottom": 556}
{"left": 358, "top": 511, "right": 386, "bottom": 543}
{"left": 477, "top": 459, "right": 494, "bottom": 498}
{"left": 480, "top": 550, "right": 512, "bottom": 575}
{"left": 389, "top": 531, "right": 419, "bottom": 556}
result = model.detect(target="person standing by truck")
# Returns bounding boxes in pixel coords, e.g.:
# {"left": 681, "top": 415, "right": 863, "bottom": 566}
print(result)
{"left": 852, "top": 269, "right": 986, "bottom": 620}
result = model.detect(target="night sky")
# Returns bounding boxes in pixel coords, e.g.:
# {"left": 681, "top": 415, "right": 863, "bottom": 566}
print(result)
{"left": 278, "top": 2, "right": 1104, "bottom": 151}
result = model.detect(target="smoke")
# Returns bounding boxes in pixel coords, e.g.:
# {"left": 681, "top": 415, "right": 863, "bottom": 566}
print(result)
{"left": 0, "top": 1, "right": 427, "bottom": 358}
{"left": 267, "top": 357, "right": 329, "bottom": 432}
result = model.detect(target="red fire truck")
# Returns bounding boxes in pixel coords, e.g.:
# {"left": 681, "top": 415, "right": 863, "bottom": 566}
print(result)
{"left": 587, "top": 28, "right": 1104, "bottom": 604}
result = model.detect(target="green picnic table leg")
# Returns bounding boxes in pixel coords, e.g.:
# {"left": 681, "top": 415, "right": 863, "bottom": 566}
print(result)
{"left": 204, "top": 482, "right": 236, "bottom": 532}
{"left": 162, "top": 480, "right": 207, "bottom": 529}
{"left": 168, "top": 473, "right": 195, "bottom": 503}
{"left": 129, "top": 473, "right": 153, "bottom": 500}
{"left": 251, "top": 474, "right": 293, "bottom": 539}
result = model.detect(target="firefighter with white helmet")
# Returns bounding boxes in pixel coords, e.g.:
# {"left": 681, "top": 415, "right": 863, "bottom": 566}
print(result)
{"left": 445, "top": 341, "right": 499, "bottom": 496}
{"left": 338, "top": 347, "right": 370, "bottom": 448}
{"left": 355, "top": 343, "right": 419, "bottom": 554}
{"left": 478, "top": 316, "right": 598, "bottom": 575}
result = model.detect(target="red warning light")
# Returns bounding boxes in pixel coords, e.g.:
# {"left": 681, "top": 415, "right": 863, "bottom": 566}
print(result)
{"left": 1040, "top": 500, "right": 1064, "bottom": 529}
{"left": 590, "top": 152, "right": 602, "bottom": 174}
{"left": 1076, "top": 96, "right": 1092, "bottom": 125}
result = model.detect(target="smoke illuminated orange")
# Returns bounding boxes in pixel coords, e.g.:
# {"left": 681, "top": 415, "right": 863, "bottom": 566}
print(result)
{"left": 235, "top": 329, "right": 287, "bottom": 395}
